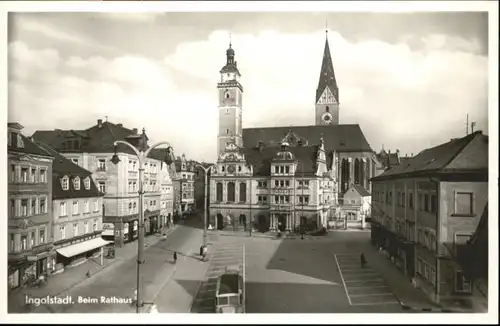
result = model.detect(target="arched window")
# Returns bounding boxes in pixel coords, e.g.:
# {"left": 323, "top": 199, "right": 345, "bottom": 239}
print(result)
{"left": 216, "top": 182, "right": 223, "bottom": 202}
{"left": 239, "top": 182, "right": 247, "bottom": 202}
{"left": 341, "top": 159, "right": 349, "bottom": 192}
{"left": 227, "top": 182, "right": 235, "bottom": 202}
{"left": 354, "top": 159, "right": 361, "bottom": 184}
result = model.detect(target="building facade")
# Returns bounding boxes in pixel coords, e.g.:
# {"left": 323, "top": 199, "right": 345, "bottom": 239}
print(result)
{"left": 209, "top": 32, "right": 381, "bottom": 230}
{"left": 370, "top": 131, "right": 488, "bottom": 307}
{"left": 36, "top": 142, "right": 107, "bottom": 273}
{"left": 158, "top": 158, "right": 175, "bottom": 225}
{"left": 210, "top": 139, "right": 336, "bottom": 232}
{"left": 32, "top": 120, "right": 174, "bottom": 248}
{"left": 333, "top": 184, "right": 371, "bottom": 229}
{"left": 174, "top": 154, "right": 196, "bottom": 213}
{"left": 8, "top": 123, "right": 54, "bottom": 290}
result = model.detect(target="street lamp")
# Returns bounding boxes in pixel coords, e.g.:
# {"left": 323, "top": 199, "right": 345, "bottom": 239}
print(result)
{"left": 195, "top": 163, "right": 214, "bottom": 249}
{"left": 111, "top": 139, "right": 174, "bottom": 314}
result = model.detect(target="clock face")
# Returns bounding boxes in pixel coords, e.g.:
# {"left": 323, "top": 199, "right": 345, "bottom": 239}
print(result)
{"left": 321, "top": 112, "right": 333, "bottom": 124}
{"left": 227, "top": 165, "right": 236, "bottom": 173}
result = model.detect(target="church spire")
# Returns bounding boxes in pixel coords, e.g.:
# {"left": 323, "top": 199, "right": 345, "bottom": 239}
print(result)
{"left": 316, "top": 30, "right": 339, "bottom": 103}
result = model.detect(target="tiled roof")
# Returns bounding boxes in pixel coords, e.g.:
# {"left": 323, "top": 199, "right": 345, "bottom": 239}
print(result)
{"left": 32, "top": 122, "right": 144, "bottom": 156}
{"left": 8, "top": 131, "right": 54, "bottom": 158}
{"left": 372, "top": 131, "right": 487, "bottom": 180}
{"left": 352, "top": 184, "right": 371, "bottom": 197}
{"left": 35, "top": 142, "right": 103, "bottom": 199}
{"left": 242, "top": 124, "right": 372, "bottom": 153}
{"left": 242, "top": 145, "right": 319, "bottom": 177}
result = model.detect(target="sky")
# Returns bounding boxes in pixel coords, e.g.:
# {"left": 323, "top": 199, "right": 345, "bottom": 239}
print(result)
{"left": 7, "top": 10, "right": 490, "bottom": 163}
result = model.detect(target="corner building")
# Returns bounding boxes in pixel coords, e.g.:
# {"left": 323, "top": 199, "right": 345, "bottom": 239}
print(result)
{"left": 209, "top": 32, "right": 380, "bottom": 231}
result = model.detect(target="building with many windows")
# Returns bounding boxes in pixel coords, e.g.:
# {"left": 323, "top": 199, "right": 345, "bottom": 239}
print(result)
{"left": 210, "top": 139, "right": 336, "bottom": 232}
{"left": 209, "top": 32, "right": 380, "bottom": 230}
{"left": 8, "top": 122, "right": 54, "bottom": 290}
{"left": 174, "top": 154, "right": 196, "bottom": 213}
{"left": 369, "top": 130, "right": 488, "bottom": 308}
{"left": 35, "top": 142, "right": 107, "bottom": 273}
{"left": 31, "top": 119, "right": 174, "bottom": 248}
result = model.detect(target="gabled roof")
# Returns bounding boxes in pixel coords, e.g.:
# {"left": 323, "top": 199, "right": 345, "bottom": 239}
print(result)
{"left": 242, "top": 124, "right": 372, "bottom": 153}
{"left": 35, "top": 142, "right": 103, "bottom": 199}
{"left": 316, "top": 34, "right": 339, "bottom": 103}
{"left": 352, "top": 184, "right": 371, "bottom": 197}
{"left": 372, "top": 131, "right": 488, "bottom": 180}
{"left": 32, "top": 121, "right": 142, "bottom": 156}
{"left": 8, "top": 130, "right": 54, "bottom": 159}
{"left": 242, "top": 145, "right": 319, "bottom": 177}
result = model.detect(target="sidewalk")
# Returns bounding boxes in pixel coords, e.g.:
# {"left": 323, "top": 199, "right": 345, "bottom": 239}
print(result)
{"left": 8, "top": 225, "right": 178, "bottom": 313}
{"left": 362, "top": 242, "right": 439, "bottom": 311}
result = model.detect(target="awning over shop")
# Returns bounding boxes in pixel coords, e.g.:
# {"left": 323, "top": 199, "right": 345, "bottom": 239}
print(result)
{"left": 56, "top": 237, "right": 112, "bottom": 258}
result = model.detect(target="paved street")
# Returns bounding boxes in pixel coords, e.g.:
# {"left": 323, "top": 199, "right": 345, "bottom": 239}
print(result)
{"left": 191, "top": 236, "right": 245, "bottom": 313}
{"left": 243, "top": 230, "right": 433, "bottom": 313}
{"left": 16, "top": 217, "right": 208, "bottom": 313}
{"left": 334, "top": 253, "right": 400, "bottom": 307}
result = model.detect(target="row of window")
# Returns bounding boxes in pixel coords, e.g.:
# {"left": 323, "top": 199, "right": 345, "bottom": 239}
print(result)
{"left": 9, "top": 227, "right": 46, "bottom": 253}
{"left": 9, "top": 164, "right": 47, "bottom": 184}
{"left": 416, "top": 257, "right": 436, "bottom": 285}
{"left": 181, "top": 173, "right": 194, "bottom": 180}
{"left": 374, "top": 190, "right": 438, "bottom": 213}
{"left": 222, "top": 194, "right": 312, "bottom": 205}
{"left": 256, "top": 180, "right": 311, "bottom": 189}
{"left": 417, "top": 228, "right": 437, "bottom": 251}
{"left": 59, "top": 199, "right": 100, "bottom": 217}
{"left": 10, "top": 196, "right": 47, "bottom": 217}
{"left": 127, "top": 180, "right": 158, "bottom": 193}
{"left": 60, "top": 175, "right": 92, "bottom": 191}
{"left": 58, "top": 219, "right": 99, "bottom": 240}
{"left": 273, "top": 165, "right": 292, "bottom": 175}
{"left": 127, "top": 199, "right": 161, "bottom": 214}
{"left": 376, "top": 189, "right": 475, "bottom": 217}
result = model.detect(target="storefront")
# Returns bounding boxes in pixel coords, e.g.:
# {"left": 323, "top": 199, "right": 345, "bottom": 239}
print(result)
{"left": 55, "top": 237, "right": 112, "bottom": 269}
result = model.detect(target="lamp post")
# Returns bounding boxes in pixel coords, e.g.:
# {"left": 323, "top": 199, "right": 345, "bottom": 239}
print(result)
{"left": 111, "top": 139, "right": 174, "bottom": 314}
{"left": 195, "top": 163, "right": 214, "bottom": 248}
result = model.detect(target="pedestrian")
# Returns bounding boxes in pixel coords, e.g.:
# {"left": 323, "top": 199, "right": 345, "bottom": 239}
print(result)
{"left": 360, "top": 253, "right": 366, "bottom": 268}
{"left": 173, "top": 251, "right": 177, "bottom": 264}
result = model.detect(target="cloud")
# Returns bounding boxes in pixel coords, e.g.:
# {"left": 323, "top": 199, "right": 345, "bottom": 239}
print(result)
{"left": 164, "top": 29, "right": 488, "bottom": 156}
{"left": 8, "top": 28, "right": 488, "bottom": 163}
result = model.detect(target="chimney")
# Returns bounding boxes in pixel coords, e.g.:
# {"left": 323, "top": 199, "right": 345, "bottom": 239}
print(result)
{"left": 97, "top": 119, "right": 103, "bottom": 128}
{"left": 132, "top": 128, "right": 138, "bottom": 134}
{"left": 411, "top": 153, "right": 413, "bottom": 157}
{"left": 117, "top": 123, "right": 123, "bottom": 128}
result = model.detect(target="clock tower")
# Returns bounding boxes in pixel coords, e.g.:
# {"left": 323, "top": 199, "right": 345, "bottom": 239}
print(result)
{"left": 315, "top": 30, "right": 339, "bottom": 125}
{"left": 217, "top": 40, "right": 244, "bottom": 155}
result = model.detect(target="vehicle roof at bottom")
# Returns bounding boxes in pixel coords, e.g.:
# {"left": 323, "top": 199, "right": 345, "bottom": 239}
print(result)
{"left": 217, "top": 273, "right": 240, "bottom": 295}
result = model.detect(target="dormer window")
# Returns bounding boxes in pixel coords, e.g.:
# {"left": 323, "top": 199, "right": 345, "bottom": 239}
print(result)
{"left": 17, "top": 134, "right": 24, "bottom": 148}
{"left": 73, "top": 177, "right": 81, "bottom": 190}
{"left": 84, "top": 177, "right": 91, "bottom": 190}
{"left": 61, "top": 176, "right": 69, "bottom": 190}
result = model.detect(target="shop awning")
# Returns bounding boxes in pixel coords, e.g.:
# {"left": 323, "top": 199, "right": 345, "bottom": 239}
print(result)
{"left": 56, "top": 237, "right": 112, "bottom": 258}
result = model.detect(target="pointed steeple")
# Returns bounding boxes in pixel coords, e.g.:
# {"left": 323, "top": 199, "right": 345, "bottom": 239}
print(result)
{"left": 316, "top": 30, "right": 339, "bottom": 103}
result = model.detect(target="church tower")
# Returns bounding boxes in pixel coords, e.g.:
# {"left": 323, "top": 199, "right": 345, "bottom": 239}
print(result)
{"left": 217, "top": 39, "right": 244, "bottom": 155}
{"left": 315, "top": 30, "right": 339, "bottom": 125}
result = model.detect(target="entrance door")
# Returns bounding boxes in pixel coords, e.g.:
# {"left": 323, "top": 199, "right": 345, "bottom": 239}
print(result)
{"left": 258, "top": 215, "right": 267, "bottom": 232}
{"left": 216, "top": 214, "right": 224, "bottom": 230}
{"left": 278, "top": 214, "right": 286, "bottom": 231}
{"left": 239, "top": 214, "right": 246, "bottom": 227}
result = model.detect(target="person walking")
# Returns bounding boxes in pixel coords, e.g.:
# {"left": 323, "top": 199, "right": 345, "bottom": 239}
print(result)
{"left": 173, "top": 251, "right": 178, "bottom": 264}
{"left": 360, "top": 253, "right": 367, "bottom": 268}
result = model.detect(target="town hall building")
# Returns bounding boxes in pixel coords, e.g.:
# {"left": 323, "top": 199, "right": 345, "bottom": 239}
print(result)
{"left": 209, "top": 32, "right": 380, "bottom": 232}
